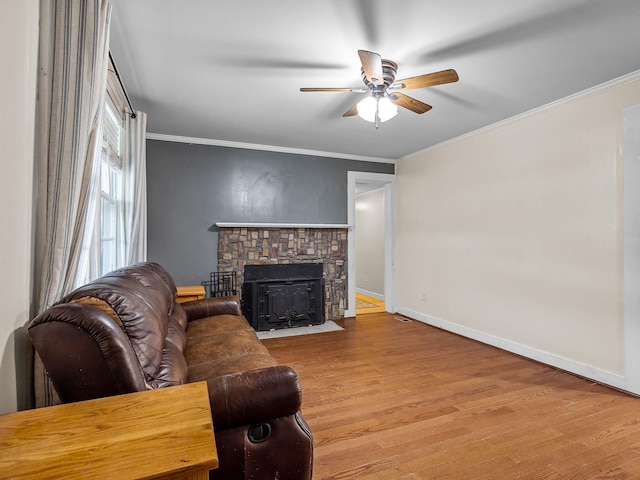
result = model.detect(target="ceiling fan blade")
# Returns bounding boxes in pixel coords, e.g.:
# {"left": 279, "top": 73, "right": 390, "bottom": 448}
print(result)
{"left": 358, "top": 49, "right": 383, "bottom": 85}
{"left": 342, "top": 103, "right": 359, "bottom": 117}
{"left": 300, "top": 87, "right": 365, "bottom": 93}
{"left": 392, "top": 69, "right": 459, "bottom": 91}
{"left": 390, "top": 93, "right": 432, "bottom": 114}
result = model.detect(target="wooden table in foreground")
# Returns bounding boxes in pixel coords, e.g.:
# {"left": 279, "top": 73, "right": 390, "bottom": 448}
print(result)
{"left": 0, "top": 382, "right": 218, "bottom": 480}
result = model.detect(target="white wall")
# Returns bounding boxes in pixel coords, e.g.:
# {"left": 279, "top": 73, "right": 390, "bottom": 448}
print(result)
{"left": 396, "top": 73, "right": 640, "bottom": 393}
{"left": 0, "top": 0, "right": 39, "bottom": 413}
{"left": 355, "top": 189, "right": 385, "bottom": 298}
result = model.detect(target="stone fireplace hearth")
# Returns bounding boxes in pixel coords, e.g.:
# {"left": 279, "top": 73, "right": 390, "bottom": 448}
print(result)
{"left": 216, "top": 224, "right": 348, "bottom": 321}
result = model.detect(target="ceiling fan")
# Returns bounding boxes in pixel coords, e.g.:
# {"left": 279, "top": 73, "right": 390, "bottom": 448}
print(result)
{"left": 300, "top": 50, "right": 459, "bottom": 128}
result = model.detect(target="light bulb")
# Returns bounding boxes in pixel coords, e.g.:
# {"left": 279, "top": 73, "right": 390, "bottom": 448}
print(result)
{"left": 356, "top": 96, "right": 377, "bottom": 123}
{"left": 377, "top": 96, "right": 398, "bottom": 122}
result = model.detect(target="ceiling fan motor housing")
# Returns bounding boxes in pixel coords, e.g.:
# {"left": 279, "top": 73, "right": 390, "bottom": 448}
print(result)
{"left": 361, "top": 59, "right": 398, "bottom": 89}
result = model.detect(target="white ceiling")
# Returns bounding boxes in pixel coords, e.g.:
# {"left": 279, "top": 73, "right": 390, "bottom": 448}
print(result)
{"left": 108, "top": 0, "right": 640, "bottom": 162}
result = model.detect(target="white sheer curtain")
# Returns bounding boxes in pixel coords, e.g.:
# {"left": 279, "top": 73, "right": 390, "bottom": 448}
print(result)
{"left": 34, "top": 0, "right": 112, "bottom": 314}
{"left": 123, "top": 111, "right": 148, "bottom": 264}
{"left": 33, "top": 0, "right": 112, "bottom": 408}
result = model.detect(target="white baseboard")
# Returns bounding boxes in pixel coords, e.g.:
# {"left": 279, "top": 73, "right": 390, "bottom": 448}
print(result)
{"left": 396, "top": 306, "right": 636, "bottom": 396}
{"left": 355, "top": 288, "right": 384, "bottom": 301}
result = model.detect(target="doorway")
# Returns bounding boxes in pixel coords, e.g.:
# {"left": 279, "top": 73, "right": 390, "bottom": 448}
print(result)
{"left": 346, "top": 171, "right": 396, "bottom": 317}
{"left": 355, "top": 186, "right": 386, "bottom": 314}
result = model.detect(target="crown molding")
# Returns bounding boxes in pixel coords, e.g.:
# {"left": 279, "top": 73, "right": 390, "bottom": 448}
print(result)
{"left": 145, "top": 133, "right": 397, "bottom": 165}
{"left": 399, "top": 69, "right": 640, "bottom": 162}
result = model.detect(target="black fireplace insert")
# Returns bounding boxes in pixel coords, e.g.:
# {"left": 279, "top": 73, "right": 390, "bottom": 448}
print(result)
{"left": 242, "top": 263, "right": 325, "bottom": 331}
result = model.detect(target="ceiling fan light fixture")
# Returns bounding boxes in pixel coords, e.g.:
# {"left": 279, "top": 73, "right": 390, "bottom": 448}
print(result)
{"left": 356, "top": 95, "right": 398, "bottom": 123}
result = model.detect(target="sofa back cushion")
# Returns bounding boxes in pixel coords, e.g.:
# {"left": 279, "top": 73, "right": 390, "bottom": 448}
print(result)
{"left": 148, "top": 342, "right": 188, "bottom": 389}
{"left": 107, "top": 262, "right": 177, "bottom": 315}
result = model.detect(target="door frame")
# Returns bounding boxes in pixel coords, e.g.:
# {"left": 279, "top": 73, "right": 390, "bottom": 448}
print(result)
{"left": 345, "top": 171, "right": 396, "bottom": 317}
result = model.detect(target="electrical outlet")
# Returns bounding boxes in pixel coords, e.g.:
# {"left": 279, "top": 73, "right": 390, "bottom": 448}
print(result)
{"left": 421, "top": 291, "right": 427, "bottom": 302}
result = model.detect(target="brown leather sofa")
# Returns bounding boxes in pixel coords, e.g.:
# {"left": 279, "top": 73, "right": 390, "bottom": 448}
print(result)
{"left": 28, "top": 262, "right": 313, "bottom": 480}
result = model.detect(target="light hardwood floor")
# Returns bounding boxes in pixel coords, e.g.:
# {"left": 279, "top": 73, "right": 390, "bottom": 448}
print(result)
{"left": 261, "top": 313, "right": 640, "bottom": 480}
{"left": 355, "top": 293, "right": 386, "bottom": 315}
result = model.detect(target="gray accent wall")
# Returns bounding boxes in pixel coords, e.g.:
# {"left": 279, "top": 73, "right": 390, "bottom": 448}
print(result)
{"left": 146, "top": 140, "right": 394, "bottom": 285}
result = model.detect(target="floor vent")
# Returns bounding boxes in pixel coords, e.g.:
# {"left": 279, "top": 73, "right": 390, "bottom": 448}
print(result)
{"left": 395, "top": 316, "right": 411, "bottom": 323}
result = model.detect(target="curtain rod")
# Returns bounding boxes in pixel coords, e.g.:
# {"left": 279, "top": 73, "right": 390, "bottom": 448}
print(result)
{"left": 108, "top": 52, "right": 136, "bottom": 119}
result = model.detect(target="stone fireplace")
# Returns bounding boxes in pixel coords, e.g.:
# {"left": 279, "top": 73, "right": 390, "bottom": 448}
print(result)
{"left": 216, "top": 224, "right": 348, "bottom": 321}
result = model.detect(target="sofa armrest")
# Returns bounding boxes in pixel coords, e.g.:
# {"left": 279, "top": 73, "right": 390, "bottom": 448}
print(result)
{"left": 181, "top": 295, "right": 242, "bottom": 321}
{"left": 28, "top": 304, "right": 147, "bottom": 403}
{"left": 206, "top": 366, "right": 302, "bottom": 430}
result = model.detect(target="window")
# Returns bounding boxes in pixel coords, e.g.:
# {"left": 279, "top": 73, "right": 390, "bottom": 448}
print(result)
{"left": 81, "top": 53, "right": 145, "bottom": 283}
{"left": 98, "top": 100, "right": 125, "bottom": 275}
{"left": 89, "top": 100, "right": 124, "bottom": 278}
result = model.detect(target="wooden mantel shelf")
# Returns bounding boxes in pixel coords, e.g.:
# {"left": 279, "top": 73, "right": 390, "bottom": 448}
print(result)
{"left": 0, "top": 382, "right": 218, "bottom": 480}
{"left": 216, "top": 222, "right": 350, "bottom": 229}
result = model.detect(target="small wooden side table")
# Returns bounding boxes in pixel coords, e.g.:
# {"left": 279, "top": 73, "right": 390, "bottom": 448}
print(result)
{"left": 176, "top": 285, "right": 206, "bottom": 303}
{"left": 0, "top": 382, "right": 218, "bottom": 479}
